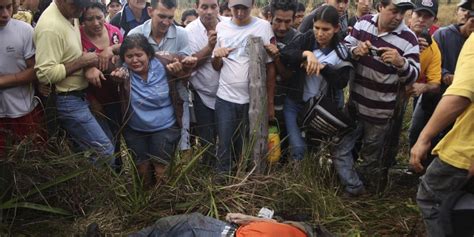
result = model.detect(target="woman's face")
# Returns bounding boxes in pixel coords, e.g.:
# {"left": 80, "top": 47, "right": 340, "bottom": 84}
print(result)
{"left": 83, "top": 7, "right": 105, "bottom": 35}
{"left": 313, "top": 20, "right": 339, "bottom": 48}
{"left": 107, "top": 2, "right": 122, "bottom": 18}
{"left": 124, "top": 47, "right": 149, "bottom": 75}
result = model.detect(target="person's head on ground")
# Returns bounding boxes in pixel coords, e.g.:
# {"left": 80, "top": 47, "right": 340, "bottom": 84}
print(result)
{"left": 293, "top": 1, "right": 305, "bottom": 28}
{"left": 148, "top": 0, "right": 176, "bottom": 37}
{"left": 56, "top": 0, "right": 96, "bottom": 19}
{"left": 458, "top": 0, "right": 474, "bottom": 37}
{"left": 120, "top": 33, "right": 155, "bottom": 75}
{"left": 0, "top": 0, "right": 13, "bottom": 26}
{"left": 355, "top": 0, "right": 373, "bottom": 17}
{"left": 408, "top": 0, "right": 437, "bottom": 35}
{"left": 229, "top": 0, "right": 253, "bottom": 26}
{"left": 259, "top": 4, "right": 271, "bottom": 21}
{"left": 181, "top": 8, "right": 197, "bottom": 26}
{"left": 313, "top": 5, "right": 340, "bottom": 49}
{"left": 270, "top": 0, "right": 297, "bottom": 38}
{"left": 325, "top": 0, "right": 349, "bottom": 17}
{"left": 219, "top": 0, "right": 232, "bottom": 17}
{"left": 195, "top": 0, "right": 219, "bottom": 28}
{"left": 80, "top": 2, "right": 106, "bottom": 35}
{"left": 128, "top": 0, "right": 147, "bottom": 11}
{"left": 377, "top": 0, "right": 415, "bottom": 32}
{"left": 107, "top": 0, "right": 121, "bottom": 19}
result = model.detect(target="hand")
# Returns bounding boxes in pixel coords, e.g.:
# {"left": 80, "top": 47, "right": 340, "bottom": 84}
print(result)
{"left": 407, "top": 83, "right": 427, "bottom": 97}
{"left": 207, "top": 30, "right": 217, "bottom": 49}
{"left": 37, "top": 83, "right": 52, "bottom": 97}
{"left": 418, "top": 37, "right": 429, "bottom": 53}
{"left": 85, "top": 67, "right": 106, "bottom": 88}
{"left": 166, "top": 58, "right": 184, "bottom": 77}
{"left": 409, "top": 138, "right": 431, "bottom": 173}
{"left": 302, "top": 51, "right": 323, "bottom": 76}
{"left": 98, "top": 46, "right": 114, "bottom": 71}
{"left": 353, "top": 40, "right": 372, "bottom": 57}
{"left": 214, "top": 47, "right": 234, "bottom": 58}
{"left": 378, "top": 47, "right": 405, "bottom": 68}
{"left": 81, "top": 52, "right": 99, "bottom": 67}
{"left": 110, "top": 66, "right": 129, "bottom": 82}
{"left": 181, "top": 56, "right": 198, "bottom": 70}
{"left": 442, "top": 74, "right": 454, "bottom": 85}
{"left": 264, "top": 44, "right": 280, "bottom": 59}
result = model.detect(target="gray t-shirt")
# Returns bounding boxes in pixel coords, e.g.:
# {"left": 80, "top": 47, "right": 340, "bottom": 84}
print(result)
{"left": 0, "top": 19, "right": 37, "bottom": 118}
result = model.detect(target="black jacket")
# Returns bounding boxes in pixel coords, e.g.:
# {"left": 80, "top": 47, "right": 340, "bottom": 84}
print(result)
{"left": 110, "top": 3, "right": 150, "bottom": 37}
{"left": 280, "top": 30, "right": 354, "bottom": 103}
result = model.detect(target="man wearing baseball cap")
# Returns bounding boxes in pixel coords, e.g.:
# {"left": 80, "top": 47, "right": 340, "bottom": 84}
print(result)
{"left": 33, "top": 0, "right": 115, "bottom": 164}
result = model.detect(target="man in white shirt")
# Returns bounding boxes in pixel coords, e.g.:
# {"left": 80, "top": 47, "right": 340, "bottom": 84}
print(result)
{"left": 186, "top": 0, "right": 225, "bottom": 164}
{"left": 212, "top": 0, "right": 276, "bottom": 173}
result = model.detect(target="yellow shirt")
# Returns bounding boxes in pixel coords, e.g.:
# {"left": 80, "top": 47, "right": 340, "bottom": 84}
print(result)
{"left": 33, "top": 2, "right": 87, "bottom": 92}
{"left": 417, "top": 39, "right": 441, "bottom": 85}
{"left": 432, "top": 34, "right": 474, "bottom": 170}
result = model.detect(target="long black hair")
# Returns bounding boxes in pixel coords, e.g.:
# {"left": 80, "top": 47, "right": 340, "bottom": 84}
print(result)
{"left": 312, "top": 5, "right": 348, "bottom": 60}
{"left": 119, "top": 34, "right": 155, "bottom": 62}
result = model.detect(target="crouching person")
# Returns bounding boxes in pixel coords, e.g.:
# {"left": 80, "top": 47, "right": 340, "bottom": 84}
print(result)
{"left": 112, "top": 34, "right": 196, "bottom": 186}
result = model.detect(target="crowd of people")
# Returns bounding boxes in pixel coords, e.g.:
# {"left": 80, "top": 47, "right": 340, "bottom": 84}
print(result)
{"left": 1, "top": 0, "right": 474, "bottom": 235}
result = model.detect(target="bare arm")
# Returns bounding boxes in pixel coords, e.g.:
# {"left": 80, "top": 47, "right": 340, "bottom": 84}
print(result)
{"left": 0, "top": 57, "right": 37, "bottom": 88}
{"left": 194, "top": 31, "right": 217, "bottom": 67}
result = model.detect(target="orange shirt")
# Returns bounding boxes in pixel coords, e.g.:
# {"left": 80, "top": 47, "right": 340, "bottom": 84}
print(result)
{"left": 236, "top": 221, "right": 307, "bottom": 237}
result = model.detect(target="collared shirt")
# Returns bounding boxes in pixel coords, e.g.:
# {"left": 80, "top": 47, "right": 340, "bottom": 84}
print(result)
{"left": 185, "top": 16, "right": 227, "bottom": 110}
{"left": 417, "top": 39, "right": 441, "bottom": 84}
{"left": 124, "top": 5, "right": 148, "bottom": 30}
{"left": 128, "top": 58, "right": 176, "bottom": 132}
{"left": 34, "top": 2, "right": 86, "bottom": 93}
{"left": 344, "top": 13, "right": 420, "bottom": 123}
{"left": 129, "top": 19, "right": 191, "bottom": 56}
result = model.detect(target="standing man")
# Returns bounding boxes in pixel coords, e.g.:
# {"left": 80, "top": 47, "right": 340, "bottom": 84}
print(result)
{"left": 34, "top": 0, "right": 114, "bottom": 161}
{"left": 110, "top": 0, "right": 150, "bottom": 36}
{"left": 292, "top": 2, "right": 305, "bottom": 29}
{"left": 185, "top": 0, "right": 223, "bottom": 164}
{"left": 212, "top": 0, "right": 276, "bottom": 173}
{"left": 410, "top": 32, "right": 474, "bottom": 237}
{"left": 348, "top": 0, "right": 373, "bottom": 27}
{"left": 0, "top": 0, "right": 43, "bottom": 155}
{"left": 333, "top": 0, "right": 420, "bottom": 196}
{"left": 298, "top": 0, "right": 350, "bottom": 39}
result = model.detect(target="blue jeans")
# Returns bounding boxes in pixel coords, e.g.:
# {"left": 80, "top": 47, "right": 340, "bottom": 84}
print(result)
{"left": 193, "top": 92, "right": 216, "bottom": 163}
{"left": 215, "top": 97, "right": 249, "bottom": 173}
{"left": 130, "top": 212, "right": 236, "bottom": 237}
{"left": 56, "top": 94, "right": 114, "bottom": 164}
{"left": 283, "top": 97, "right": 306, "bottom": 161}
{"left": 332, "top": 119, "right": 389, "bottom": 194}
{"left": 416, "top": 157, "right": 469, "bottom": 237}
{"left": 123, "top": 125, "right": 180, "bottom": 165}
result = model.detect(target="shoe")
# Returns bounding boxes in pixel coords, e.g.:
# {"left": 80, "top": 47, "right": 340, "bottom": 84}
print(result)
{"left": 342, "top": 187, "right": 367, "bottom": 198}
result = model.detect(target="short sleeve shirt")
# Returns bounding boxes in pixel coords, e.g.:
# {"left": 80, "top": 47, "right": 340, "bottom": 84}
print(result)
{"left": 214, "top": 17, "right": 275, "bottom": 104}
{"left": 0, "top": 19, "right": 37, "bottom": 118}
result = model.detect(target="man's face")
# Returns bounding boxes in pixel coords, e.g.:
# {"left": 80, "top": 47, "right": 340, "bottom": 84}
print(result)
{"left": 326, "top": 0, "right": 349, "bottom": 16}
{"left": 196, "top": 0, "right": 219, "bottom": 26}
{"left": 293, "top": 10, "right": 304, "bottom": 28}
{"left": 356, "top": 0, "right": 372, "bottom": 16}
{"left": 231, "top": 4, "right": 251, "bottom": 25}
{"left": 128, "top": 0, "right": 146, "bottom": 10}
{"left": 271, "top": 9, "right": 294, "bottom": 38}
{"left": 62, "top": 0, "right": 84, "bottom": 18}
{"left": 148, "top": 2, "right": 175, "bottom": 36}
{"left": 409, "top": 10, "right": 435, "bottom": 34}
{"left": 457, "top": 7, "right": 470, "bottom": 24}
{"left": 221, "top": 8, "right": 232, "bottom": 17}
{"left": 379, "top": 3, "right": 407, "bottom": 31}
{"left": 462, "top": 16, "right": 474, "bottom": 36}
{"left": 0, "top": 0, "right": 12, "bottom": 26}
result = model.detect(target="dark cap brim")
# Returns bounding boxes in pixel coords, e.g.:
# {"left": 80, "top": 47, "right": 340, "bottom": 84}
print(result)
{"left": 414, "top": 7, "right": 436, "bottom": 16}
{"left": 396, "top": 2, "right": 416, "bottom": 10}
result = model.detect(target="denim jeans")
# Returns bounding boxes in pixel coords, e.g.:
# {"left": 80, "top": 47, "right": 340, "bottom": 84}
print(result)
{"left": 332, "top": 119, "right": 389, "bottom": 194}
{"left": 56, "top": 94, "right": 114, "bottom": 164}
{"left": 130, "top": 212, "right": 236, "bottom": 237}
{"left": 123, "top": 125, "right": 180, "bottom": 165}
{"left": 215, "top": 97, "right": 249, "bottom": 173}
{"left": 283, "top": 97, "right": 306, "bottom": 161}
{"left": 416, "top": 157, "right": 469, "bottom": 237}
{"left": 193, "top": 92, "right": 216, "bottom": 163}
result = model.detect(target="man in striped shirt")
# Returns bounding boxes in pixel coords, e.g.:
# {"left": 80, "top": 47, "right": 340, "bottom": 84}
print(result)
{"left": 332, "top": 0, "right": 420, "bottom": 196}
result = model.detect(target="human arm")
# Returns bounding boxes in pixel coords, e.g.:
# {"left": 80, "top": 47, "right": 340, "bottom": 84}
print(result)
{"left": 211, "top": 47, "right": 233, "bottom": 71}
{"left": 193, "top": 30, "right": 217, "bottom": 67}
{"left": 0, "top": 57, "right": 37, "bottom": 88}
{"left": 225, "top": 213, "right": 277, "bottom": 225}
{"left": 264, "top": 44, "right": 292, "bottom": 80}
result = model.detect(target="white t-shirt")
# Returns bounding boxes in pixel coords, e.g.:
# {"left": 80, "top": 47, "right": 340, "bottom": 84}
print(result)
{"left": 0, "top": 19, "right": 37, "bottom": 118}
{"left": 214, "top": 17, "right": 274, "bottom": 104}
{"left": 186, "top": 16, "right": 228, "bottom": 110}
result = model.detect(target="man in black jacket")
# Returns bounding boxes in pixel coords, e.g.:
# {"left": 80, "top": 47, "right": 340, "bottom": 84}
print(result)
{"left": 110, "top": 0, "right": 150, "bottom": 36}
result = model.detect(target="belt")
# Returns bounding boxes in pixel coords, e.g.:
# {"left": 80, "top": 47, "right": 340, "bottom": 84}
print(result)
{"left": 56, "top": 90, "right": 86, "bottom": 97}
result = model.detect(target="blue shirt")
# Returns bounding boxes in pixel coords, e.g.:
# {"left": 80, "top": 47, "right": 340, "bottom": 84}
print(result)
{"left": 128, "top": 58, "right": 176, "bottom": 132}
{"left": 124, "top": 5, "right": 148, "bottom": 30}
